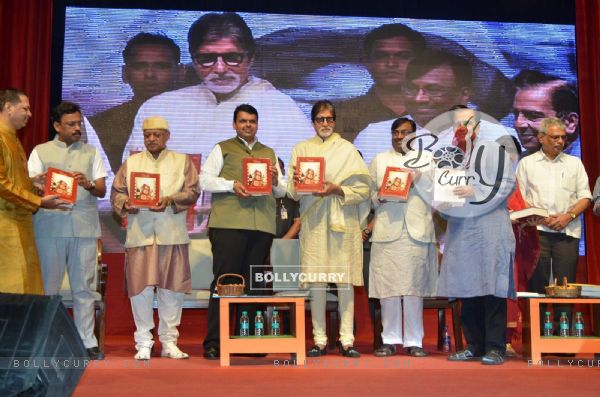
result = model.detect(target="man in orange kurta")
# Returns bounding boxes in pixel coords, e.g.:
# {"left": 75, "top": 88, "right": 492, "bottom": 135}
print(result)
{"left": 0, "top": 88, "right": 65, "bottom": 294}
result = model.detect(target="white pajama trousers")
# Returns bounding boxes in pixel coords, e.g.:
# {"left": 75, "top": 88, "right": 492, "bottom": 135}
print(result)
{"left": 130, "top": 286, "right": 184, "bottom": 349}
{"left": 380, "top": 295, "right": 424, "bottom": 347}
{"left": 37, "top": 237, "right": 99, "bottom": 349}
{"left": 309, "top": 282, "right": 355, "bottom": 347}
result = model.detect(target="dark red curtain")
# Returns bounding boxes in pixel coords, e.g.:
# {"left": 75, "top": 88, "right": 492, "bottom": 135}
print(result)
{"left": 577, "top": 0, "right": 600, "bottom": 284}
{"left": 0, "top": 0, "right": 53, "bottom": 154}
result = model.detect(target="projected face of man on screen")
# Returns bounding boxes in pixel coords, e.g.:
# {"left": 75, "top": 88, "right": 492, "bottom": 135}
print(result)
{"left": 365, "top": 25, "right": 424, "bottom": 102}
{"left": 403, "top": 50, "right": 471, "bottom": 128}
{"left": 123, "top": 42, "right": 181, "bottom": 100}
{"left": 189, "top": 13, "right": 254, "bottom": 99}
{"left": 512, "top": 69, "right": 580, "bottom": 156}
{"left": 334, "top": 23, "right": 424, "bottom": 142}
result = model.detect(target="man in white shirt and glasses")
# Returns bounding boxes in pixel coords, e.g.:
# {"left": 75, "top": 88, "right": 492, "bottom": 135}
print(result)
{"left": 516, "top": 117, "right": 591, "bottom": 332}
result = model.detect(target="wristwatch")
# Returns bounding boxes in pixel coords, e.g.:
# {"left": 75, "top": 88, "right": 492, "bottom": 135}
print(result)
{"left": 85, "top": 181, "right": 96, "bottom": 191}
{"left": 567, "top": 211, "right": 577, "bottom": 220}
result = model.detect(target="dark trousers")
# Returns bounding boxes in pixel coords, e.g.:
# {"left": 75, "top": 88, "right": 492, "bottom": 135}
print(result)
{"left": 460, "top": 295, "right": 507, "bottom": 355}
{"left": 528, "top": 232, "right": 579, "bottom": 332}
{"left": 203, "top": 228, "right": 274, "bottom": 350}
{"left": 362, "top": 241, "right": 380, "bottom": 347}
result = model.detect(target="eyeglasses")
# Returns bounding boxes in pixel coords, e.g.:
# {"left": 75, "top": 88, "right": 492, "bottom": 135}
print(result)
{"left": 314, "top": 116, "right": 335, "bottom": 124}
{"left": 403, "top": 83, "right": 455, "bottom": 99}
{"left": 192, "top": 52, "right": 245, "bottom": 68}
{"left": 392, "top": 129, "right": 413, "bottom": 136}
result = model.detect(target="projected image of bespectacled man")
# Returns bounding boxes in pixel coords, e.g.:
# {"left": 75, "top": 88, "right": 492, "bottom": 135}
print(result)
{"left": 335, "top": 23, "right": 425, "bottom": 142}
{"left": 89, "top": 33, "right": 182, "bottom": 173}
{"left": 354, "top": 50, "right": 516, "bottom": 162}
{"left": 125, "top": 12, "right": 313, "bottom": 164}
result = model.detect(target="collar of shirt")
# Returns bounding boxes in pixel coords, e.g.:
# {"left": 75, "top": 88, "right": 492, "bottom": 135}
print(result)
{"left": 143, "top": 148, "right": 169, "bottom": 161}
{"left": 53, "top": 135, "right": 82, "bottom": 150}
{"left": 535, "top": 149, "right": 565, "bottom": 163}
{"left": 236, "top": 136, "right": 257, "bottom": 150}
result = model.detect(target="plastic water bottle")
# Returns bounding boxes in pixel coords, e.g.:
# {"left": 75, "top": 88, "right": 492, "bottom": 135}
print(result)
{"left": 240, "top": 311, "right": 249, "bottom": 336}
{"left": 255, "top": 311, "right": 264, "bottom": 336}
{"left": 442, "top": 325, "right": 451, "bottom": 352}
{"left": 543, "top": 311, "right": 554, "bottom": 336}
{"left": 573, "top": 312, "right": 584, "bottom": 337}
{"left": 271, "top": 310, "right": 281, "bottom": 336}
{"left": 559, "top": 312, "right": 569, "bottom": 337}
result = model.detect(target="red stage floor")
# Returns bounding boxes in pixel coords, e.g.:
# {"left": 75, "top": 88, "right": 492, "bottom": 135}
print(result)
{"left": 74, "top": 335, "right": 600, "bottom": 397}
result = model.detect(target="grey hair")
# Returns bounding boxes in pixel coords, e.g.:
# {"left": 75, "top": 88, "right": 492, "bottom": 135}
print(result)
{"left": 539, "top": 117, "right": 566, "bottom": 135}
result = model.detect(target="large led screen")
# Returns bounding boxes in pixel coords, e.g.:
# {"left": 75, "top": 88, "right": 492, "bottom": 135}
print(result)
{"left": 59, "top": 6, "right": 579, "bottom": 250}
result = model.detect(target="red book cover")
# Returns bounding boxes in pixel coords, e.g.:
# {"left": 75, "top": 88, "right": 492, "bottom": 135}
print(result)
{"left": 129, "top": 172, "right": 160, "bottom": 208}
{"left": 295, "top": 157, "right": 325, "bottom": 194}
{"left": 45, "top": 167, "right": 77, "bottom": 204}
{"left": 242, "top": 158, "right": 272, "bottom": 195}
{"left": 378, "top": 167, "right": 412, "bottom": 202}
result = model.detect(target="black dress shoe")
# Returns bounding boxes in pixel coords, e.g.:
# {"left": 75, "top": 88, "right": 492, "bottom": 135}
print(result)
{"left": 307, "top": 345, "right": 327, "bottom": 357}
{"left": 203, "top": 346, "right": 220, "bottom": 360}
{"left": 339, "top": 345, "right": 360, "bottom": 358}
{"left": 86, "top": 347, "right": 105, "bottom": 360}
{"left": 447, "top": 349, "right": 481, "bottom": 361}
{"left": 232, "top": 353, "right": 268, "bottom": 357}
{"left": 481, "top": 350, "right": 504, "bottom": 365}
{"left": 405, "top": 346, "right": 428, "bottom": 357}
{"left": 374, "top": 344, "right": 396, "bottom": 357}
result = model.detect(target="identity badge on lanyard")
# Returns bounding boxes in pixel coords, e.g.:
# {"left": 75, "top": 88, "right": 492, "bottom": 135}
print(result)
{"left": 280, "top": 202, "right": 288, "bottom": 220}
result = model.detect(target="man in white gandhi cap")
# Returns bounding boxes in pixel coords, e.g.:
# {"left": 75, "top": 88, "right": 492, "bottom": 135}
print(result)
{"left": 111, "top": 116, "right": 200, "bottom": 360}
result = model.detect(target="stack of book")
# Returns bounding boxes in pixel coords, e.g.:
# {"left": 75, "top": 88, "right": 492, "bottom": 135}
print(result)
{"left": 572, "top": 284, "right": 600, "bottom": 298}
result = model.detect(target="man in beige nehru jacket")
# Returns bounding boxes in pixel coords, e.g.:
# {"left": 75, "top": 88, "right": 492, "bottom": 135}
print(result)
{"left": 111, "top": 116, "right": 200, "bottom": 360}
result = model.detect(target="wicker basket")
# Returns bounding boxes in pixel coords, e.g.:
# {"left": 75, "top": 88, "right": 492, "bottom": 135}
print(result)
{"left": 545, "top": 285, "right": 581, "bottom": 298}
{"left": 545, "top": 277, "right": 581, "bottom": 298}
{"left": 216, "top": 273, "right": 245, "bottom": 296}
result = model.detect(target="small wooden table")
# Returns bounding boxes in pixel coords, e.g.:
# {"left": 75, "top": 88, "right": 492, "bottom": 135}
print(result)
{"left": 522, "top": 297, "right": 600, "bottom": 362}
{"left": 218, "top": 295, "right": 306, "bottom": 366}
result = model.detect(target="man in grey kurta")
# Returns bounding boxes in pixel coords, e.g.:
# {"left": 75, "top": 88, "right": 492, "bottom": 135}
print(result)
{"left": 369, "top": 117, "right": 438, "bottom": 358}
{"left": 28, "top": 101, "right": 107, "bottom": 360}
{"left": 111, "top": 116, "right": 199, "bottom": 360}
{"left": 438, "top": 108, "right": 516, "bottom": 365}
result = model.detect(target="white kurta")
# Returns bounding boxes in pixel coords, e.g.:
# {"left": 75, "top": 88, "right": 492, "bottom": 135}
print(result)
{"left": 368, "top": 149, "right": 438, "bottom": 299}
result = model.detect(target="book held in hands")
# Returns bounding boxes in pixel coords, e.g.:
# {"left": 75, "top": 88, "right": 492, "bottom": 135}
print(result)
{"left": 45, "top": 167, "right": 77, "bottom": 204}
{"left": 295, "top": 157, "right": 325, "bottom": 194}
{"left": 378, "top": 167, "right": 412, "bottom": 202}
{"left": 509, "top": 207, "right": 549, "bottom": 222}
{"left": 130, "top": 172, "right": 160, "bottom": 208}
{"left": 242, "top": 157, "right": 272, "bottom": 195}
{"left": 433, "top": 168, "right": 468, "bottom": 205}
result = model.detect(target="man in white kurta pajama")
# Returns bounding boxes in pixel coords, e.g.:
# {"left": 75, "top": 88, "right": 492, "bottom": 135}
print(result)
{"left": 111, "top": 116, "right": 200, "bottom": 360}
{"left": 368, "top": 117, "right": 438, "bottom": 357}
{"left": 288, "top": 100, "right": 371, "bottom": 358}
